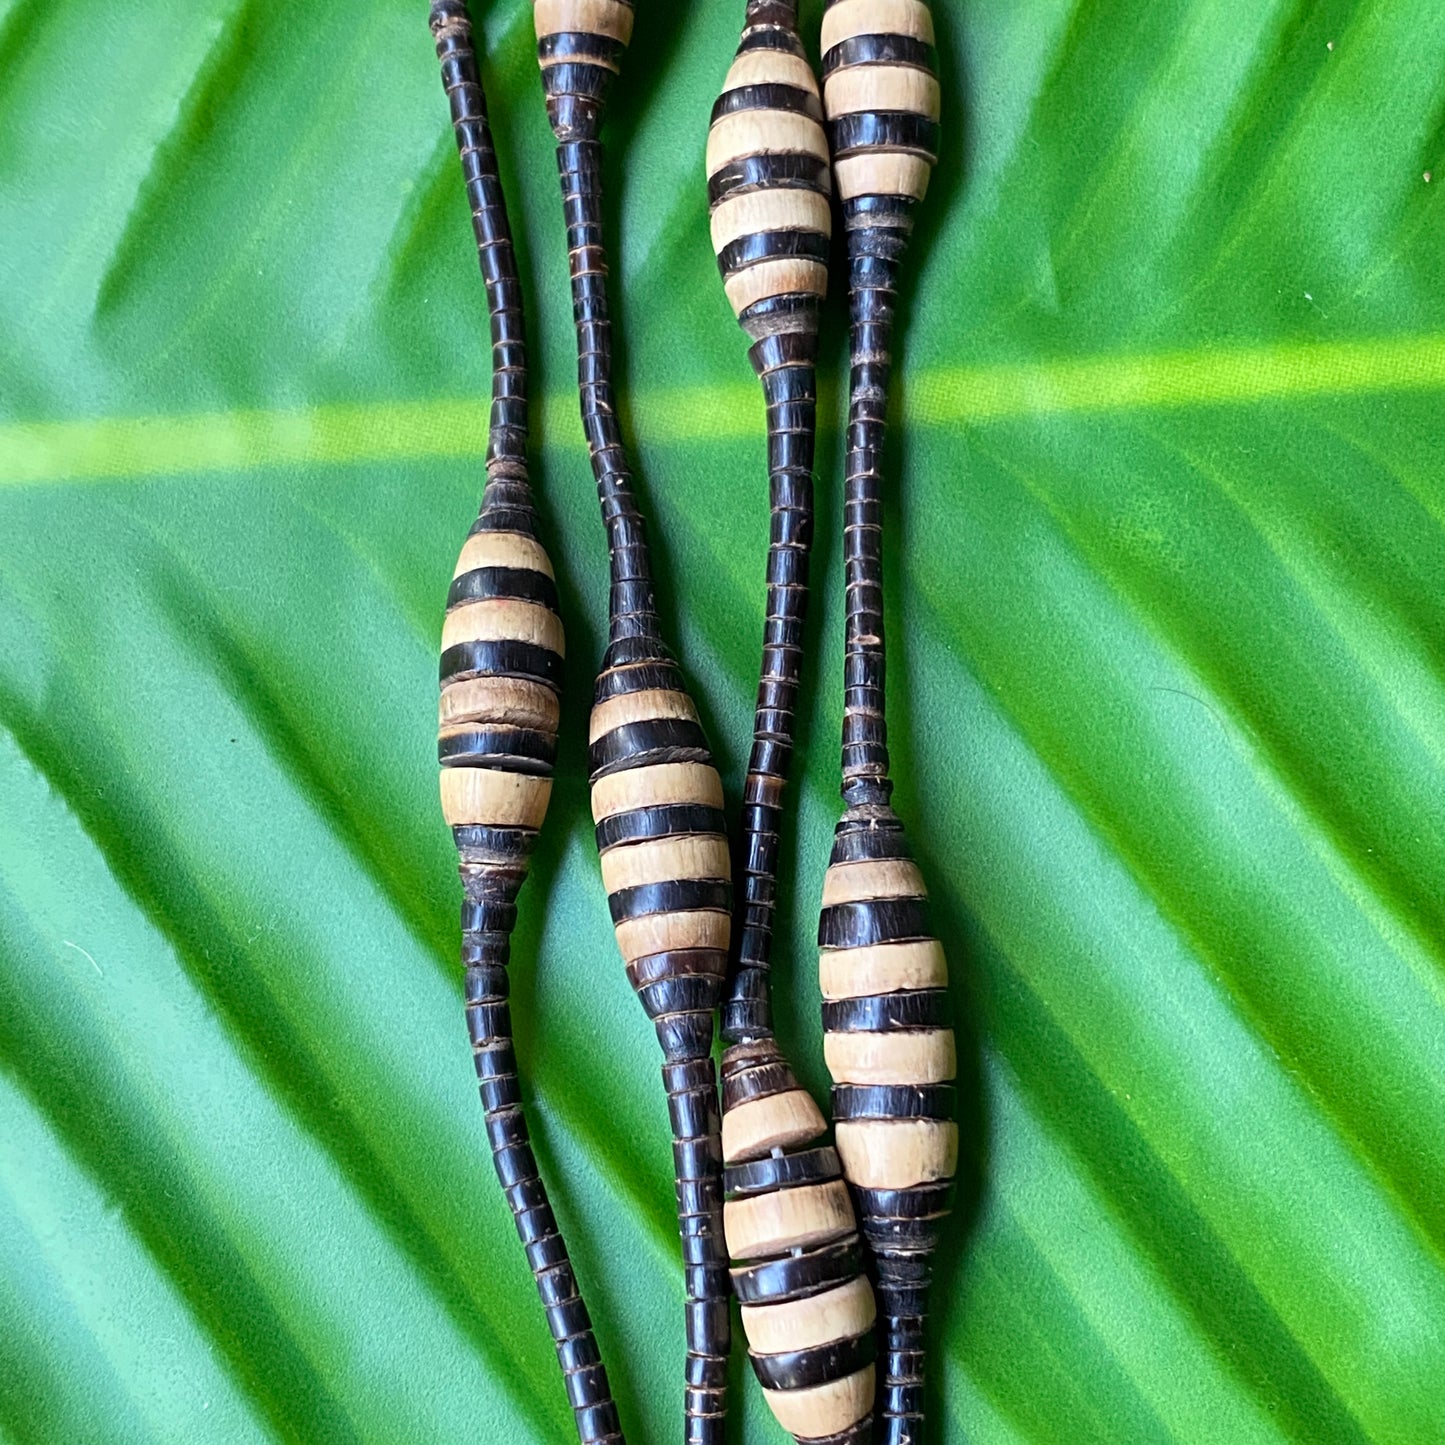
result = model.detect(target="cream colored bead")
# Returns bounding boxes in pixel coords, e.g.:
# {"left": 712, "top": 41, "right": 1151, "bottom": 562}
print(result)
{"left": 741, "top": 1275, "right": 875, "bottom": 1355}
{"left": 453, "top": 529, "right": 555, "bottom": 580}
{"left": 613, "top": 910, "right": 730, "bottom": 963}
{"left": 591, "top": 761, "right": 724, "bottom": 824}
{"left": 824, "top": 1029, "right": 957, "bottom": 1085}
{"left": 821, "top": 0, "right": 934, "bottom": 51}
{"left": 724, "top": 1179, "right": 855, "bottom": 1259}
{"left": 440, "top": 767, "right": 552, "bottom": 829}
{"left": 834, "top": 1118, "right": 958, "bottom": 1189}
{"left": 439, "top": 676, "right": 560, "bottom": 732}
{"left": 721, "top": 1088, "right": 825, "bottom": 1164}
{"left": 710, "top": 188, "right": 832, "bottom": 254}
{"left": 821, "top": 857, "right": 926, "bottom": 905}
{"left": 761, "top": 1366, "right": 874, "bottom": 1438}
{"left": 819, "top": 939, "right": 948, "bottom": 999}
{"left": 533, "top": 0, "right": 633, "bottom": 46}
{"left": 824, "top": 64, "right": 941, "bottom": 122}
{"left": 588, "top": 687, "right": 697, "bottom": 743}
{"left": 441, "top": 598, "right": 565, "bottom": 656}
{"left": 599, "top": 834, "right": 731, "bottom": 894}
{"left": 706, "top": 110, "right": 828, "bottom": 177}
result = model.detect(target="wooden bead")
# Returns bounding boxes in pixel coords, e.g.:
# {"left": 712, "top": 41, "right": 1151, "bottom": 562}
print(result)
{"left": 441, "top": 597, "right": 566, "bottom": 656}
{"left": 430, "top": 4, "right": 621, "bottom": 1440}
{"left": 820, "top": 0, "right": 940, "bottom": 203}
{"left": 706, "top": 5, "right": 831, "bottom": 322}
{"left": 534, "top": 0, "right": 634, "bottom": 56}
{"left": 588, "top": 686, "right": 697, "bottom": 742}
{"left": 820, "top": 857, "right": 926, "bottom": 906}
{"left": 818, "top": 939, "right": 946, "bottom": 1000}
{"left": 762, "top": 1368, "right": 876, "bottom": 1440}
{"left": 740, "top": 1275, "right": 875, "bottom": 1356}
{"left": 834, "top": 1119, "right": 958, "bottom": 1189}
{"left": 823, "top": 1028, "right": 956, "bottom": 1085}
{"left": 439, "top": 676, "right": 560, "bottom": 735}
{"left": 724, "top": 1179, "right": 856, "bottom": 1260}
{"left": 452, "top": 528, "right": 555, "bottom": 580}
{"left": 721, "top": 1088, "right": 827, "bottom": 1164}
{"left": 590, "top": 760, "right": 724, "bottom": 823}
{"left": 440, "top": 766, "right": 552, "bottom": 830}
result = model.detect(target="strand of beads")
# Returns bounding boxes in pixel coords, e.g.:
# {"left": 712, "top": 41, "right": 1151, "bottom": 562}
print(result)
{"left": 534, "top": 4, "right": 732, "bottom": 1440}
{"left": 430, "top": 4, "right": 622, "bottom": 1441}
{"left": 707, "top": 4, "right": 879, "bottom": 1443}
{"left": 816, "top": 3, "right": 957, "bottom": 1443}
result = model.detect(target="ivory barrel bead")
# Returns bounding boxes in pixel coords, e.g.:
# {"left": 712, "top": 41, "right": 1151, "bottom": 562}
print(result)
{"left": 724, "top": 260, "right": 830, "bottom": 316}
{"left": 721, "top": 1087, "right": 827, "bottom": 1165}
{"left": 824, "top": 1028, "right": 956, "bottom": 1085}
{"left": 821, "top": 858, "right": 926, "bottom": 906}
{"left": 439, "top": 676, "right": 561, "bottom": 733}
{"left": 761, "top": 1367, "right": 876, "bottom": 1441}
{"left": 740, "top": 1276, "right": 876, "bottom": 1356}
{"left": 612, "top": 909, "right": 729, "bottom": 962}
{"left": 824, "top": 65, "right": 941, "bottom": 122}
{"left": 821, "top": 0, "right": 934, "bottom": 51}
{"left": 834, "top": 1118, "right": 958, "bottom": 1189}
{"left": 709, "top": 188, "right": 832, "bottom": 254}
{"left": 832, "top": 151, "right": 933, "bottom": 203}
{"left": 705, "top": 110, "right": 830, "bottom": 178}
{"left": 819, "top": 939, "right": 947, "bottom": 999}
{"left": 590, "top": 761, "right": 725, "bottom": 823}
{"left": 724, "top": 1179, "right": 856, "bottom": 1260}
{"left": 533, "top": 0, "right": 634, "bottom": 48}
{"left": 599, "top": 834, "right": 731, "bottom": 894}
{"left": 719, "top": 49, "right": 820, "bottom": 93}
{"left": 441, "top": 598, "right": 566, "bottom": 656}
{"left": 452, "top": 529, "right": 555, "bottom": 580}
{"left": 440, "top": 766, "right": 552, "bottom": 830}
{"left": 588, "top": 687, "right": 697, "bottom": 743}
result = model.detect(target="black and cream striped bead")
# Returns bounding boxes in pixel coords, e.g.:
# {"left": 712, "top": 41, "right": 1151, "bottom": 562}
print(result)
{"left": 440, "top": 521, "right": 563, "bottom": 837}
{"left": 706, "top": 1, "right": 831, "bottom": 324}
{"left": 723, "top": 1043, "right": 876, "bottom": 1444}
{"left": 820, "top": 0, "right": 940, "bottom": 204}
{"left": 534, "top": 0, "right": 635, "bottom": 139}
{"left": 817, "top": 808, "right": 956, "bottom": 1442}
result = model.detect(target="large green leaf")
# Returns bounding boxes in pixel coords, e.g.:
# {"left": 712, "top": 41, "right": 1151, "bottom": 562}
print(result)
{"left": 3, "top": 0, "right": 1444, "bottom": 1439}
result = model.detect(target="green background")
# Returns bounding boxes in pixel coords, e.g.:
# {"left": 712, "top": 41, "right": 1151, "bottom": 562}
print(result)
{"left": 3, "top": 0, "right": 1445, "bottom": 1440}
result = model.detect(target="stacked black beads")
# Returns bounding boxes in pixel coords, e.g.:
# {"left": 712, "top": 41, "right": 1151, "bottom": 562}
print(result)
{"left": 430, "top": 4, "right": 622, "bottom": 1442}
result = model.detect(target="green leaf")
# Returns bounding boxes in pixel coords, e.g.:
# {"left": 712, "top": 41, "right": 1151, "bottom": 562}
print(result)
{"left": 3, "top": 0, "right": 1445, "bottom": 1440}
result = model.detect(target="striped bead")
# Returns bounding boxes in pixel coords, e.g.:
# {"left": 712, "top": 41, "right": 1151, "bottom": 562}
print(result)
{"left": 440, "top": 517, "right": 563, "bottom": 837}
{"left": 590, "top": 661, "right": 731, "bottom": 1024}
{"left": 723, "top": 1042, "right": 875, "bottom": 1445}
{"left": 707, "top": 5, "right": 831, "bottom": 323}
{"left": 820, "top": 0, "right": 940, "bottom": 203}
{"left": 534, "top": 0, "right": 635, "bottom": 139}
{"left": 818, "top": 815, "right": 957, "bottom": 1198}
